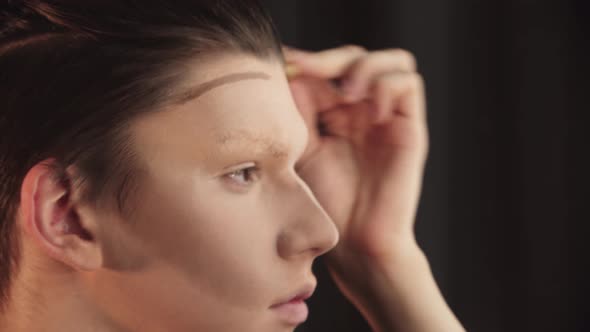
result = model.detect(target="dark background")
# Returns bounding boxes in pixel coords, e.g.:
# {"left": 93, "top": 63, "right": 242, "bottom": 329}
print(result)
{"left": 260, "top": 1, "right": 589, "bottom": 331}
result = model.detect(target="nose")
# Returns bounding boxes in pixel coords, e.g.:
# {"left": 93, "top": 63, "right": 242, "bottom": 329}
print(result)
{"left": 276, "top": 174, "right": 340, "bottom": 260}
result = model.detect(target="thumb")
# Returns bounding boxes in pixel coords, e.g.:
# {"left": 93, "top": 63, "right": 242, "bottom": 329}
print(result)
{"left": 285, "top": 45, "right": 367, "bottom": 80}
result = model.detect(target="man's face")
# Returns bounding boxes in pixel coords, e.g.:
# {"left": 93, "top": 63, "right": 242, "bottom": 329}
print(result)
{"left": 87, "top": 54, "right": 339, "bottom": 332}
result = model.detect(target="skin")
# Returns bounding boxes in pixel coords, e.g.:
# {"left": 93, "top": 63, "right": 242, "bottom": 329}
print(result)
{"left": 284, "top": 45, "right": 464, "bottom": 331}
{"left": 0, "top": 46, "right": 464, "bottom": 332}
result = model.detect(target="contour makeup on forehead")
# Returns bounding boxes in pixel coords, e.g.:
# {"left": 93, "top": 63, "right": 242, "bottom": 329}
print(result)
{"left": 174, "top": 71, "right": 271, "bottom": 105}
{"left": 216, "top": 130, "right": 290, "bottom": 161}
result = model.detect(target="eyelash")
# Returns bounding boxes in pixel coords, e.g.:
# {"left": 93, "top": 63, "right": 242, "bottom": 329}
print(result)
{"left": 225, "top": 165, "right": 260, "bottom": 186}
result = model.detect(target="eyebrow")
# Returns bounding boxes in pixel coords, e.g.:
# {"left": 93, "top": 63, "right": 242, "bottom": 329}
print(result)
{"left": 173, "top": 71, "right": 271, "bottom": 104}
{"left": 216, "top": 130, "right": 290, "bottom": 160}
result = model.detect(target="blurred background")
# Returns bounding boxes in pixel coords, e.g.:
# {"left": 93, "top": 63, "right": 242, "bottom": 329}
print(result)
{"left": 261, "top": 0, "right": 589, "bottom": 331}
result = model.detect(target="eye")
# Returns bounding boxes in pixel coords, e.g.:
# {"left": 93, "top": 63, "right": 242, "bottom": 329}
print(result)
{"left": 225, "top": 165, "right": 260, "bottom": 186}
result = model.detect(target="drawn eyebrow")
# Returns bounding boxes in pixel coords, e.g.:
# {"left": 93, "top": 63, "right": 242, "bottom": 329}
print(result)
{"left": 216, "top": 130, "right": 290, "bottom": 160}
{"left": 173, "top": 71, "right": 271, "bottom": 104}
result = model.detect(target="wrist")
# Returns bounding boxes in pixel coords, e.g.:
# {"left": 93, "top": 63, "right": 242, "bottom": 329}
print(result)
{"left": 326, "top": 241, "right": 463, "bottom": 332}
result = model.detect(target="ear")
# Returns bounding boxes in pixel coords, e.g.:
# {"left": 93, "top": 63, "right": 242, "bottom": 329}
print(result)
{"left": 19, "top": 159, "right": 103, "bottom": 271}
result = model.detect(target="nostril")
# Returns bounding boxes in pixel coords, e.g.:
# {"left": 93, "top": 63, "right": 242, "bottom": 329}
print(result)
{"left": 313, "top": 231, "right": 340, "bottom": 258}
{"left": 313, "top": 246, "right": 332, "bottom": 257}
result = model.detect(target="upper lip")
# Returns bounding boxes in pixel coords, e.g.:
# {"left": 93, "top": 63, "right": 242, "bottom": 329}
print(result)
{"left": 270, "top": 283, "right": 316, "bottom": 308}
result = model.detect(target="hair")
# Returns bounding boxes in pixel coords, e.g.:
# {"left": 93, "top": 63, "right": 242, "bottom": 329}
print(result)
{"left": 0, "top": 0, "right": 284, "bottom": 309}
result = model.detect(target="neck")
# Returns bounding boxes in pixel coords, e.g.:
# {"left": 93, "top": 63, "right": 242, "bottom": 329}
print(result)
{"left": 0, "top": 242, "right": 126, "bottom": 332}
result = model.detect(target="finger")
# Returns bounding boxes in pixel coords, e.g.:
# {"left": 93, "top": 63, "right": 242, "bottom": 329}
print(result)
{"left": 319, "top": 102, "right": 374, "bottom": 142}
{"left": 288, "top": 76, "right": 345, "bottom": 116}
{"left": 286, "top": 44, "right": 368, "bottom": 79}
{"left": 282, "top": 44, "right": 313, "bottom": 62}
{"left": 340, "top": 49, "right": 417, "bottom": 101}
{"left": 319, "top": 108, "right": 351, "bottom": 137}
{"left": 372, "top": 71, "right": 426, "bottom": 124}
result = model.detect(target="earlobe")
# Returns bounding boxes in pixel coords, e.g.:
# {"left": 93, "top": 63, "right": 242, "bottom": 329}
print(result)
{"left": 19, "top": 159, "right": 103, "bottom": 271}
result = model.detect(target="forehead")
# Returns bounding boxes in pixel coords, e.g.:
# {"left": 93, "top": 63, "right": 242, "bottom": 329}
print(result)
{"left": 131, "top": 54, "right": 307, "bottom": 169}
{"left": 172, "top": 54, "right": 303, "bottom": 140}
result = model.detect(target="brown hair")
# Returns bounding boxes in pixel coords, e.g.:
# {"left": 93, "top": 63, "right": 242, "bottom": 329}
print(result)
{"left": 0, "top": 0, "right": 283, "bottom": 309}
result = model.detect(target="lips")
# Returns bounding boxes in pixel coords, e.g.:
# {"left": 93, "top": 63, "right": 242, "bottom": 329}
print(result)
{"left": 271, "top": 284, "right": 315, "bottom": 308}
{"left": 270, "top": 283, "right": 316, "bottom": 325}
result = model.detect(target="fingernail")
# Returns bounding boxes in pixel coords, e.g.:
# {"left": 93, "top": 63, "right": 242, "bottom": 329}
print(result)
{"left": 285, "top": 63, "right": 300, "bottom": 79}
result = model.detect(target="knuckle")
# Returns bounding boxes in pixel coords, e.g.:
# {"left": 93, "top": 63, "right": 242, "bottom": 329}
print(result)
{"left": 377, "top": 72, "right": 424, "bottom": 93}
{"left": 374, "top": 75, "right": 399, "bottom": 94}
{"left": 340, "top": 44, "right": 368, "bottom": 55}
{"left": 409, "top": 72, "right": 424, "bottom": 88}
{"left": 389, "top": 48, "right": 417, "bottom": 69}
{"left": 351, "top": 55, "right": 373, "bottom": 71}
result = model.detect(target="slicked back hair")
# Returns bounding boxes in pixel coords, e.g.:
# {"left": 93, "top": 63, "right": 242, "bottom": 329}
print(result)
{"left": 0, "top": 0, "right": 284, "bottom": 309}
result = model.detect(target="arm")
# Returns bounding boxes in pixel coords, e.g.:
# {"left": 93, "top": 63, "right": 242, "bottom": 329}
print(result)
{"left": 284, "top": 44, "right": 464, "bottom": 332}
{"left": 327, "top": 240, "right": 464, "bottom": 332}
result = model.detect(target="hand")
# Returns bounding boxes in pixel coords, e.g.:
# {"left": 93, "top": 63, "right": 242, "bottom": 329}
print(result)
{"left": 284, "top": 45, "right": 465, "bottom": 332}
{"left": 284, "top": 45, "right": 428, "bottom": 266}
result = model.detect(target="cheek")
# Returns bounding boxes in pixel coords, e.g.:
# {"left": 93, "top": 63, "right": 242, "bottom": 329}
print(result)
{"left": 127, "top": 173, "right": 281, "bottom": 306}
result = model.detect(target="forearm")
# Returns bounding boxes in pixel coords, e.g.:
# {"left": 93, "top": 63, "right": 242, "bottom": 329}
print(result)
{"left": 328, "top": 242, "right": 465, "bottom": 332}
